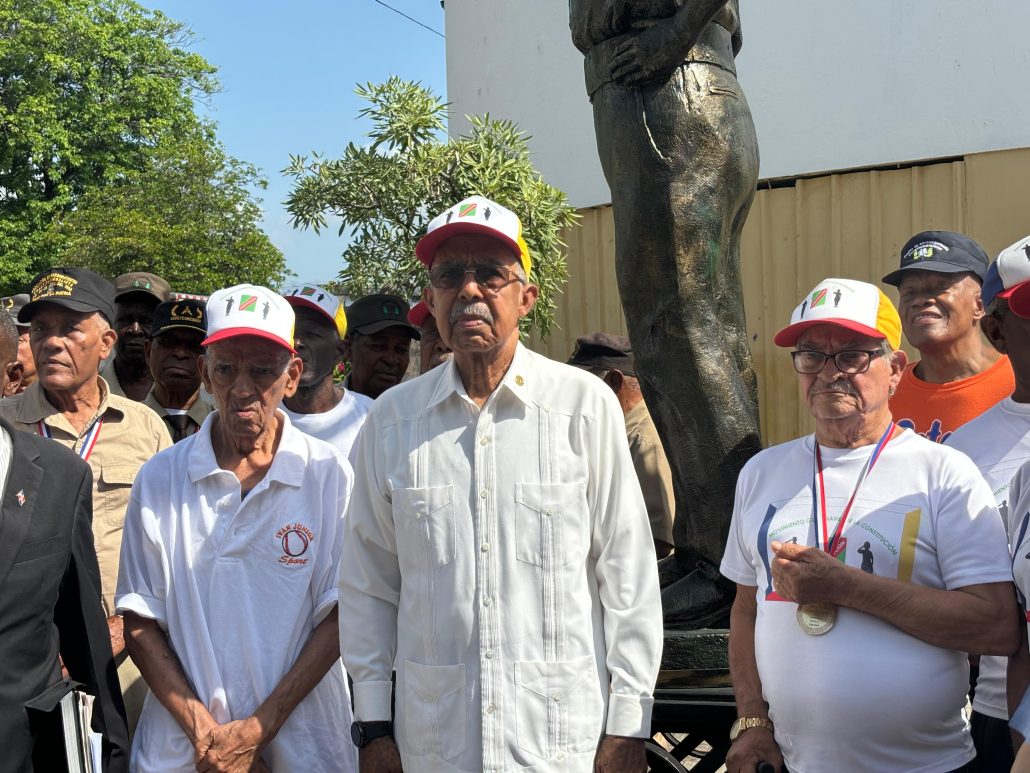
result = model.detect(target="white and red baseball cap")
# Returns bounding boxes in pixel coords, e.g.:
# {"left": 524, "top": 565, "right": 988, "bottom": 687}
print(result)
{"left": 415, "top": 195, "right": 532, "bottom": 277}
{"left": 282, "top": 283, "right": 347, "bottom": 338}
{"left": 984, "top": 235, "right": 1030, "bottom": 314}
{"left": 408, "top": 300, "right": 431, "bottom": 328}
{"left": 774, "top": 278, "right": 901, "bottom": 350}
{"left": 203, "top": 284, "right": 295, "bottom": 353}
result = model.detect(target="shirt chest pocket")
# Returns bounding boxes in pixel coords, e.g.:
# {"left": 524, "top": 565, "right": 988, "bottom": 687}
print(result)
{"left": 97, "top": 463, "right": 140, "bottom": 528}
{"left": 515, "top": 482, "right": 589, "bottom": 568}
{"left": 394, "top": 485, "right": 456, "bottom": 569}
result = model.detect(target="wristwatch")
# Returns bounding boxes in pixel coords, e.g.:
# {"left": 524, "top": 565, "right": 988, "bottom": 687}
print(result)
{"left": 350, "top": 720, "right": 394, "bottom": 748}
{"left": 729, "top": 716, "right": 774, "bottom": 741}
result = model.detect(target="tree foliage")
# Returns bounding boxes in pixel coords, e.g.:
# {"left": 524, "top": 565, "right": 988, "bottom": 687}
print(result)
{"left": 0, "top": 0, "right": 285, "bottom": 293}
{"left": 284, "top": 77, "right": 577, "bottom": 336}
{"left": 44, "top": 128, "right": 288, "bottom": 293}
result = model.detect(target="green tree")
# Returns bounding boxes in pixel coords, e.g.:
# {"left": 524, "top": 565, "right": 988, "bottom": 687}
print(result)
{"left": 43, "top": 128, "right": 288, "bottom": 293}
{"left": 284, "top": 77, "right": 577, "bottom": 336}
{"left": 0, "top": 0, "right": 222, "bottom": 292}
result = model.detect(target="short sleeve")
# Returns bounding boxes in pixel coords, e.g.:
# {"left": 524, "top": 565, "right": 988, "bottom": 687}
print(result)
{"left": 114, "top": 478, "right": 168, "bottom": 625}
{"left": 720, "top": 462, "right": 759, "bottom": 586}
{"left": 934, "top": 453, "right": 1013, "bottom": 590}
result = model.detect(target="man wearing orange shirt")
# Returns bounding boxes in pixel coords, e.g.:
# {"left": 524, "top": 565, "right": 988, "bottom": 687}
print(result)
{"left": 884, "top": 230, "right": 1014, "bottom": 443}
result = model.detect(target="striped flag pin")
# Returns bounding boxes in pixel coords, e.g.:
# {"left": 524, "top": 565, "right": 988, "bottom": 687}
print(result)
{"left": 16, "top": 490, "right": 25, "bottom": 506}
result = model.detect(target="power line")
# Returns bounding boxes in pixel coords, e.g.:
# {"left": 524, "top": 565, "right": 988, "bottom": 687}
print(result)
{"left": 372, "top": 0, "right": 445, "bottom": 39}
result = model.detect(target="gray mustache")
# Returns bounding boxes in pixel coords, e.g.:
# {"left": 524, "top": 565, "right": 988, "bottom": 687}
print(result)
{"left": 815, "top": 382, "right": 857, "bottom": 395}
{"left": 450, "top": 302, "right": 494, "bottom": 325}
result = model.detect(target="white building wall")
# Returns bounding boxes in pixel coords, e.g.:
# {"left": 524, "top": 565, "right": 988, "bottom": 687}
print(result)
{"left": 444, "top": 0, "right": 1030, "bottom": 209}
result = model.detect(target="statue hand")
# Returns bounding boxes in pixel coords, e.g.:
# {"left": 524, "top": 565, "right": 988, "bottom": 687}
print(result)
{"left": 610, "top": 25, "right": 686, "bottom": 87}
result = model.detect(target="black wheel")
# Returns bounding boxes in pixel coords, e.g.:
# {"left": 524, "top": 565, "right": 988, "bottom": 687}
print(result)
{"left": 645, "top": 739, "right": 690, "bottom": 773}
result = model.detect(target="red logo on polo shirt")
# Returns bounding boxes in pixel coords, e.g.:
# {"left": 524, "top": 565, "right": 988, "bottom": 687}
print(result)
{"left": 276, "top": 522, "right": 314, "bottom": 566}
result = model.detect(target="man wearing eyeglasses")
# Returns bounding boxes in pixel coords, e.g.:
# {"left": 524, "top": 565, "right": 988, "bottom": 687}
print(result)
{"left": 339, "top": 196, "right": 662, "bottom": 773}
{"left": 721, "top": 277, "right": 1018, "bottom": 773}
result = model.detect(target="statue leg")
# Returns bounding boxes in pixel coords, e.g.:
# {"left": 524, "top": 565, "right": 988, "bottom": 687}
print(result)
{"left": 592, "top": 63, "right": 761, "bottom": 626}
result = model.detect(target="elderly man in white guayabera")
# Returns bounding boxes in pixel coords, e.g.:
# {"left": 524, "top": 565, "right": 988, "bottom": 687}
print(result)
{"left": 340, "top": 196, "right": 663, "bottom": 773}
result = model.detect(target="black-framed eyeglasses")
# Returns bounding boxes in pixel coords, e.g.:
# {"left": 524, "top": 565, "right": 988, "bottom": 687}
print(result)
{"left": 790, "top": 349, "right": 883, "bottom": 375}
{"left": 428, "top": 264, "right": 524, "bottom": 291}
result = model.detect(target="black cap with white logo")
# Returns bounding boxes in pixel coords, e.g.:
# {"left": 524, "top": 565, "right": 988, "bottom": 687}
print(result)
{"left": 882, "top": 230, "right": 990, "bottom": 286}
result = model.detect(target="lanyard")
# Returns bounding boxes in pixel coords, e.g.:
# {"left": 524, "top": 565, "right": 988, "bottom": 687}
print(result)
{"left": 37, "top": 416, "right": 104, "bottom": 462}
{"left": 812, "top": 422, "right": 896, "bottom": 557}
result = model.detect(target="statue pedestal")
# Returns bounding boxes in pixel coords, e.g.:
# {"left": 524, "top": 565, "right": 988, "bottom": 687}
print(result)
{"left": 659, "top": 628, "right": 730, "bottom": 688}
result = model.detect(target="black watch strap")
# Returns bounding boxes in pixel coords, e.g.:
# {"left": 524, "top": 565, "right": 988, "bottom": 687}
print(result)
{"left": 351, "top": 720, "right": 394, "bottom": 748}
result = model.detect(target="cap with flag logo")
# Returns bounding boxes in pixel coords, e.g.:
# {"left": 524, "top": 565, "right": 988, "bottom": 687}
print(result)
{"left": 282, "top": 283, "right": 347, "bottom": 339}
{"left": 774, "top": 278, "right": 902, "bottom": 350}
{"left": 416, "top": 195, "right": 532, "bottom": 277}
{"left": 203, "top": 284, "right": 295, "bottom": 353}
{"left": 994, "top": 236, "right": 1030, "bottom": 318}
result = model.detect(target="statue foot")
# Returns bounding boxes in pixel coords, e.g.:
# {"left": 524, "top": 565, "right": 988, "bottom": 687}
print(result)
{"left": 661, "top": 557, "right": 733, "bottom": 630}
{"left": 657, "top": 553, "right": 690, "bottom": 588}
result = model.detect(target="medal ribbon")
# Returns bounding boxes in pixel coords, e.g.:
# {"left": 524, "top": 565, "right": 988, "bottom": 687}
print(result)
{"left": 813, "top": 422, "right": 896, "bottom": 556}
{"left": 37, "top": 416, "right": 104, "bottom": 462}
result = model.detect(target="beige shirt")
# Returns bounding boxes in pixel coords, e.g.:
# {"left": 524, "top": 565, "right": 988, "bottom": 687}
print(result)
{"left": 143, "top": 389, "right": 213, "bottom": 442}
{"left": 625, "top": 398, "right": 676, "bottom": 546}
{"left": 0, "top": 378, "right": 172, "bottom": 615}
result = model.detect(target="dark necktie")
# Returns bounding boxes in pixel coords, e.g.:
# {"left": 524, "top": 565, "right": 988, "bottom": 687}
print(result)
{"left": 166, "top": 414, "right": 191, "bottom": 443}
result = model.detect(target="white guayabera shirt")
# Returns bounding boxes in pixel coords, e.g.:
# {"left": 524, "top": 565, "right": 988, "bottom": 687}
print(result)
{"left": 339, "top": 343, "right": 663, "bottom": 773}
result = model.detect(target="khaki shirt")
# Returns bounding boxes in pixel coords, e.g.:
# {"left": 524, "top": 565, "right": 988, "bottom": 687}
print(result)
{"left": 0, "top": 378, "right": 172, "bottom": 615}
{"left": 625, "top": 398, "right": 676, "bottom": 546}
{"left": 143, "top": 389, "right": 213, "bottom": 441}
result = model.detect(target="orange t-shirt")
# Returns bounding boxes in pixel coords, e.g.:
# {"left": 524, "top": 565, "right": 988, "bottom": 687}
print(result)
{"left": 889, "top": 355, "right": 1015, "bottom": 443}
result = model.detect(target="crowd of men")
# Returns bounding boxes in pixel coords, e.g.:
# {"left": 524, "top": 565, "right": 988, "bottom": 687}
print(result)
{"left": 3, "top": 202, "right": 1030, "bottom": 773}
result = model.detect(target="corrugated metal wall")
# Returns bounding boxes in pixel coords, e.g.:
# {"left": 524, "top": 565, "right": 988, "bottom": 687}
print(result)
{"left": 528, "top": 147, "right": 1030, "bottom": 446}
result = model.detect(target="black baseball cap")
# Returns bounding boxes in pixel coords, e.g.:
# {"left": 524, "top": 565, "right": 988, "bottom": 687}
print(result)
{"left": 346, "top": 294, "right": 420, "bottom": 340}
{"left": 1, "top": 294, "right": 30, "bottom": 329}
{"left": 151, "top": 299, "right": 207, "bottom": 338}
{"left": 567, "top": 332, "right": 636, "bottom": 376}
{"left": 882, "top": 230, "right": 990, "bottom": 286}
{"left": 19, "top": 267, "right": 116, "bottom": 324}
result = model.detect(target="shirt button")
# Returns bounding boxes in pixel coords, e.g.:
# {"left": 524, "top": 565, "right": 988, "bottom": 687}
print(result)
{"left": 481, "top": 543, "right": 490, "bottom": 552}
{"left": 485, "top": 649, "right": 494, "bottom": 659}
{"left": 480, "top": 436, "right": 490, "bottom": 446}
{"left": 480, "top": 489, "right": 488, "bottom": 499}
{"left": 556, "top": 752, "right": 565, "bottom": 761}
{"left": 487, "top": 704, "right": 495, "bottom": 714}
{"left": 483, "top": 597, "right": 492, "bottom": 606}
{"left": 415, "top": 513, "right": 422, "bottom": 520}
{"left": 552, "top": 693, "right": 561, "bottom": 702}
{"left": 545, "top": 507, "right": 555, "bottom": 517}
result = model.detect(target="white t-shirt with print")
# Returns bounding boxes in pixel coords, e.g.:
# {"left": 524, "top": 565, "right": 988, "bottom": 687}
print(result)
{"left": 116, "top": 412, "right": 358, "bottom": 773}
{"left": 721, "top": 429, "right": 1012, "bottom": 773}
{"left": 946, "top": 397, "right": 1030, "bottom": 720}
{"left": 282, "top": 388, "right": 373, "bottom": 464}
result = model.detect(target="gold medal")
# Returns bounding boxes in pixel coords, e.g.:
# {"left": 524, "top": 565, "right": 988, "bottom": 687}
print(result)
{"left": 796, "top": 602, "right": 837, "bottom": 635}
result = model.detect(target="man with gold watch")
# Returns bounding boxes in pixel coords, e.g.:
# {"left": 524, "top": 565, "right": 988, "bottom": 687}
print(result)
{"left": 720, "top": 278, "right": 1018, "bottom": 772}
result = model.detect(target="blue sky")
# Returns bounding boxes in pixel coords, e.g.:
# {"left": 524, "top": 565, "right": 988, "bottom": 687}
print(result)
{"left": 149, "top": 0, "right": 448, "bottom": 285}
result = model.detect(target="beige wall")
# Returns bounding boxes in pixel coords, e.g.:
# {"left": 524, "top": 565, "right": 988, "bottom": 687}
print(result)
{"left": 528, "top": 147, "right": 1030, "bottom": 446}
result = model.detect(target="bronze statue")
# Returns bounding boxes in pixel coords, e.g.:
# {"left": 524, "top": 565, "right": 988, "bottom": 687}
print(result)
{"left": 570, "top": 0, "right": 761, "bottom": 628}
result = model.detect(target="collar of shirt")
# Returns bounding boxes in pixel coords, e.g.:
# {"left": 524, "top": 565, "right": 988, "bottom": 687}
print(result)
{"left": 13, "top": 378, "right": 124, "bottom": 437}
{"left": 187, "top": 409, "right": 309, "bottom": 489}
{"left": 425, "top": 342, "right": 534, "bottom": 411}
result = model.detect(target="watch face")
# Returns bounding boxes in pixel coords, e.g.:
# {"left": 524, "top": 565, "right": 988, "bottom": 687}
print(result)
{"left": 350, "top": 722, "right": 364, "bottom": 747}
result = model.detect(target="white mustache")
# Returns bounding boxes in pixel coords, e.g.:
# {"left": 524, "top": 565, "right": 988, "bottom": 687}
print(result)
{"left": 815, "top": 382, "right": 857, "bottom": 395}
{"left": 450, "top": 302, "right": 494, "bottom": 325}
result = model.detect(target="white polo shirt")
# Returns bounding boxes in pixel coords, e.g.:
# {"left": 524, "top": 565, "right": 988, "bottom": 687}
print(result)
{"left": 116, "top": 411, "right": 357, "bottom": 773}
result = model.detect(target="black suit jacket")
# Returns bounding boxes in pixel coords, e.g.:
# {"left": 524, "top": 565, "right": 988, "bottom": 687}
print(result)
{"left": 0, "top": 418, "right": 129, "bottom": 772}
